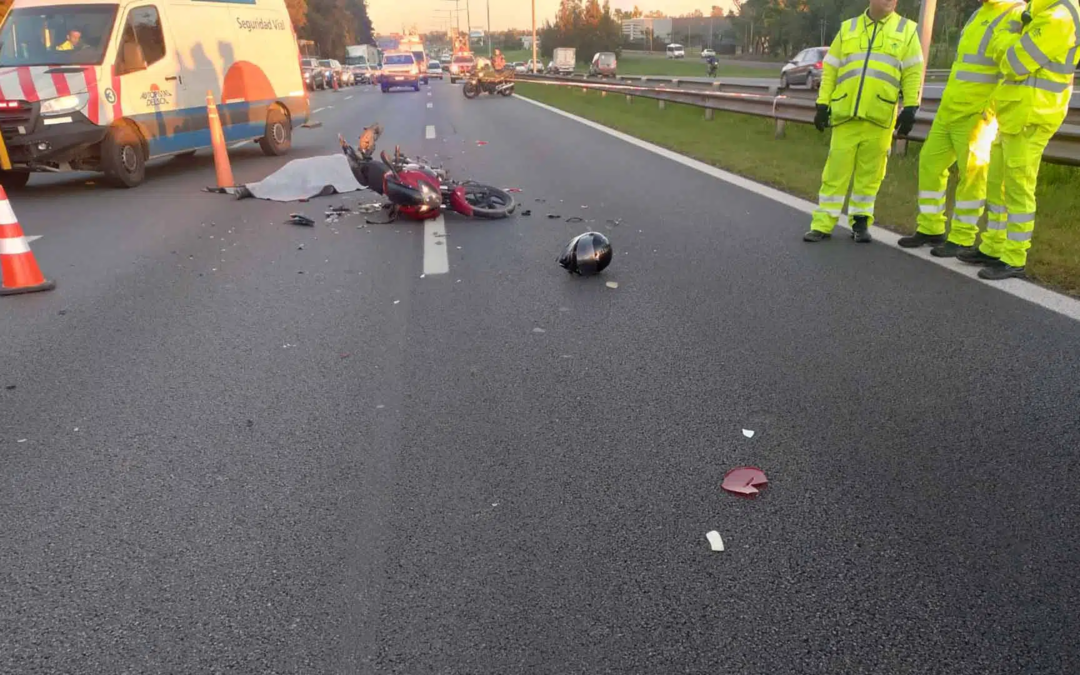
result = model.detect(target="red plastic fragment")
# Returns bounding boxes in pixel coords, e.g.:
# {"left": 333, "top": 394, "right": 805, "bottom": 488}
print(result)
{"left": 476, "top": 140, "right": 488, "bottom": 146}
{"left": 721, "top": 467, "right": 768, "bottom": 498}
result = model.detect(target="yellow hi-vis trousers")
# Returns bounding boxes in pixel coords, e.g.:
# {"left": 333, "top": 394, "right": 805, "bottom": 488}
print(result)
{"left": 915, "top": 111, "right": 997, "bottom": 246}
{"left": 979, "top": 124, "right": 1055, "bottom": 268}
{"left": 811, "top": 120, "right": 893, "bottom": 234}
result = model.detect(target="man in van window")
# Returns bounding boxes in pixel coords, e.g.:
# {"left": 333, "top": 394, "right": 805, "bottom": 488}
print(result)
{"left": 56, "top": 29, "right": 82, "bottom": 51}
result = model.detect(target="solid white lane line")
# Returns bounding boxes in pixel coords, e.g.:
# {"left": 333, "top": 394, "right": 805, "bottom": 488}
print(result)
{"left": 425, "top": 125, "right": 436, "bottom": 139}
{"left": 514, "top": 94, "right": 1080, "bottom": 324}
{"left": 229, "top": 140, "right": 249, "bottom": 148}
{"left": 312, "top": 107, "right": 326, "bottom": 114}
{"left": 423, "top": 215, "right": 450, "bottom": 275}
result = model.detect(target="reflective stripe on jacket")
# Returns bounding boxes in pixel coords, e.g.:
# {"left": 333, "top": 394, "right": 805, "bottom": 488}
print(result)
{"left": 817, "top": 10, "right": 925, "bottom": 128}
{"left": 991, "top": 0, "right": 1080, "bottom": 131}
{"left": 939, "top": 0, "right": 1026, "bottom": 118}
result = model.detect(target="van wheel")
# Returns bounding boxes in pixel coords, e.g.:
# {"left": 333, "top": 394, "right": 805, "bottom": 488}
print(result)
{"left": 259, "top": 106, "right": 291, "bottom": 156}
{"left": 102, "top": 123, "right": 146, "bottom": 188}
{"left": 0, "top": 171, "right": 31, "bottom": 190}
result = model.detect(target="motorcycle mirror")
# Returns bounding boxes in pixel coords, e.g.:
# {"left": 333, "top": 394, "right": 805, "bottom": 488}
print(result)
{"left": 380, "top": 150, "right": 401, "bottom": 180}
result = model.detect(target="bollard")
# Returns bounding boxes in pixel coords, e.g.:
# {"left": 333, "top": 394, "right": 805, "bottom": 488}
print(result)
{"left": 705, "top": 108, "right": 714, "bottom": 120}
{"left": 601, "top": 90, "right": 607, "bottom": 98}
{"left": 659, "top": 99, "right": 666, "bottom": 110}
{"left": 206, "top": 91, "right": 234, "bottom": 188}
{"left": 626, "top": 94, "right": 633, "bottom": 104}
{"left": 774, "top": 119, "right": 786, "bottom": 139}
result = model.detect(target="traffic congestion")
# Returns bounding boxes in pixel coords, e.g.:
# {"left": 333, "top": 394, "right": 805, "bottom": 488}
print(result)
{"left": 2, "top": 0, "right": 1080, "bottom": 672}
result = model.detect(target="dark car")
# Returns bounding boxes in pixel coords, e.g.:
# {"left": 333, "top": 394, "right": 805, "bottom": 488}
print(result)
{"left": 781, "top": 47, "right": 829, "bottom": 89}
{"left": 301, "top": 58, "right": 326, "bottom": 90}
{"left": 589, "top": 51, "right": 618, "bottom": 78}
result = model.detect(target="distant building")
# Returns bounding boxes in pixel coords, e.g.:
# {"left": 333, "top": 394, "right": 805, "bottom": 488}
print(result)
{"left": 621, "top": 18, "right": 672, "bottom": 43}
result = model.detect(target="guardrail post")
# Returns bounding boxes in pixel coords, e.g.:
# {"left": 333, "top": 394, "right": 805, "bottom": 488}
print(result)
{"left": 626, "top": 94, "right": 633, "bottom": 104}
{"left": 601, "top": 90, "right": 607, "bottom": 97}
{"left": 659, "top": 99, "right": 666, "bottom": 110}
{"left": 775, "top": 119, "right": 786, "bottom": 139}
{"left": 672, "top": 79, "right": 680, "bottom": 88}
{"left": 894, "top": 138, "right": 909, "bottom": 156}
{"left": 705, "top": 82, "right": 720, "bottom": 120}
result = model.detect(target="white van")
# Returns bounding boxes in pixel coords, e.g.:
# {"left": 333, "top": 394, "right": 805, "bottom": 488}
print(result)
{"left": 666, "top": 43, "right": 685, "bottom": 59}
{"left": 0, "top": 0, "right": 310, "bottom": 188}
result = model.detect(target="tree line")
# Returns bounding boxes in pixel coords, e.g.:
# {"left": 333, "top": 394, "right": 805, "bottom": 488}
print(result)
{"left": 537, "top": 0, "right": 624, "bottom": 63}
{"left": 288, "top": 0, "right": 374, "bottom": 59}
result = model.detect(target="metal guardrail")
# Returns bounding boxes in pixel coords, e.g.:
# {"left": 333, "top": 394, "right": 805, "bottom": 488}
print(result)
{"left": 518, "top": 72, "right": 1080, "bottom": 166}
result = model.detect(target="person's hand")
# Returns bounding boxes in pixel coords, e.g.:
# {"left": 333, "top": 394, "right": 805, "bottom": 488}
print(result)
{"left": 814, "top": 104, "right": 830, "bottom": 132}
{"left": 895, "top": 106, "right": 918, "bottom": 137}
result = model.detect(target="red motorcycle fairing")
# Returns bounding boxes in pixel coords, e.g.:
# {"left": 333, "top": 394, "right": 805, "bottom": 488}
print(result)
{"left": 388, "top": 169, "right": 443, "bottom": 221}
{"left": 449, "top": 186, "right": 474, "bottom": 217}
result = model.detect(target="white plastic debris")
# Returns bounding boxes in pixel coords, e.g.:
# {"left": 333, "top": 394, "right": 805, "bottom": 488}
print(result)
{"left": 742, "top": 429, "right": 755, "bottom": 438}
{"left": 532, "top": 327, "right": 546, "bottom": 333}
{"left": 706, "top": 531, "right": 725, "bottom": 552}
{"left": 393, "top": 300, "right": 400, "bottom": 305}
{"left": 606, "top": 281, "right": 619, "bottom": 289}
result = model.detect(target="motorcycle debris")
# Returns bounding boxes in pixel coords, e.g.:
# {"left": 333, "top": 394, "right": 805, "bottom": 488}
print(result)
{"left": 504, "top": 187, "right": 522, "bottom": 193}
{"left": 476, "top": 141, "right": 488, "bottom": 146}
{"left": 606, "top": 218, "right": 622, "bottom": 226}
{"left": 521, "top": 210, "right": 532, "bottom": 216}
{"left": 566, "top": 217, "right": 584, "bottom": 223}
{"left": 547, "top": 214, "right": 561, "bottom": 219}
{"left": 287, "top": 214, "right": 316, "bottom": 227}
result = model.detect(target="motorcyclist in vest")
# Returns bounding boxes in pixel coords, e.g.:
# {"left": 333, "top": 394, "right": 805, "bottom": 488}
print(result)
{"left": 804, "top": 0, "right": 924, "bottom": 243}
{"left": 493, "top": 49, "right": 506, "bottom": 71}
{"left": 707, "top": 54, "right": 719, "bottom": 76}
{"left": 957, "top": 0, "right": 1080, "bottom": 279}
{"left": 898, "top": 0, "right": 1026, "bottom": 256}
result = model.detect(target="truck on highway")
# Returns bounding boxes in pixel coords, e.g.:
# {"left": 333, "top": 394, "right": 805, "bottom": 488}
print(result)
{"left": 553, "top": 47, "right": 576, "bottom": 75}
{"left": 345, "top": 44, "right": 379, "bottom": 67}
{"left": 0, "top": 0, "right": 308, "bottom": 189}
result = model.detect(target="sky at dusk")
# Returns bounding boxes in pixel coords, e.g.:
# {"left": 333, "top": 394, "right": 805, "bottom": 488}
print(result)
{"left": 367, "top": 0, "right": 737, "bottom": 34}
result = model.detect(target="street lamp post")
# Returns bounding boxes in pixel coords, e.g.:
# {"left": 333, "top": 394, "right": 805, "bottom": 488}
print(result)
{"left": 532, "top": 0, "right": 537, "bottom": 73}
{"left": 487, "top": 0, "right": 492, "bottom": 57}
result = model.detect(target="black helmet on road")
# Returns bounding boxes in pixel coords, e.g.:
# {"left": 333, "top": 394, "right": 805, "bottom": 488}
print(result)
{"left": 559, "top": 232, "right": 612, "bottom": 276}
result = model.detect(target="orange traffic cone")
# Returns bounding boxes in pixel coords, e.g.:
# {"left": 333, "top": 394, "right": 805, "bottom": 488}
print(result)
{"left": 0, "top": 186, "right": 54, "bottom": 295}
{"left": 206, "top": 91, "right": 234, "bottom": 189}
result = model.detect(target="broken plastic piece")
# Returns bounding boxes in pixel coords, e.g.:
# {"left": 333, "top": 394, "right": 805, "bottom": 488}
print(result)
{"left": 288, "top": 214, "right": 315, "bottom": 227}
{"left": 742, "top": 429, "right": 755, "bottom": 438}
{"left": 521, "top": 209, "right": 532, "bottom": 216}
{"left": 476, "top": 141, "right": 488, "bottom": 146}
{"left": 706, "top": 531, "right": 724, "bottom": 551}
{"left": 566, "top": 217, "right": 584, "bottom": 223}
{"left": 504, "top": 187, "right": 522, "bottom": 192}
{"left": 721, "top": 467, "right": 768, "bottom": 498}
{"left": 605, "top": 281, "right": 618, "bottom": 289}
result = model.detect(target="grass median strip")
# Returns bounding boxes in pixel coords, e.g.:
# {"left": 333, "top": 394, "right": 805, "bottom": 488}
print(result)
{"left": 516, "top": 82, "right": 1080, "bottom": 297}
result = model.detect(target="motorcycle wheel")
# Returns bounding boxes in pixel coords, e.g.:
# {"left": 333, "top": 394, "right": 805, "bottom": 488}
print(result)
{"left": 499, "top": 86, "right": 513, "bottom": 96}
{"left": 457, "top": 182, "right": 516, "bottom": 219}
{"left": 462, "top": 81, "right": 479, "bottom": 99}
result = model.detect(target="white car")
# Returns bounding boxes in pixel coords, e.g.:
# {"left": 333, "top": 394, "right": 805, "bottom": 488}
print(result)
{"left": 514, "top": 62, "right": 527, "bottom": 74}
{"left": 428, "top": 61, "right": 444, "bottom": 79}
{"left": 701, "top": 49, "right": 716, "bottom": 59}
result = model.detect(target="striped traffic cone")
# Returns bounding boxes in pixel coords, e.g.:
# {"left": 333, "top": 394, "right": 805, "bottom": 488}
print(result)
{"left": 0, "top": 186, "right": 55, "bottom": 296}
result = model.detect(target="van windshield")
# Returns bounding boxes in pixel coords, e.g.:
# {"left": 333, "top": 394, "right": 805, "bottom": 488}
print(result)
{"left": 0, "top": 5, "right": 118, "bottom": 67}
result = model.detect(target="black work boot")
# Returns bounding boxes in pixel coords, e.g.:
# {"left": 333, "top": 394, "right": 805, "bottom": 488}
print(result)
{"left": 978, "top": 264, "right": 1026, "bottom": 280}
{"left": 803, "top": 230, "right": 831, "bottom": 242}
{"left": 850, "top": 216, "right": 872, "bottom": 243}
{"left": 898, "top": 231, "right": 946, "bottom": 248}
{"left": 930, "top": 241, "right": 971, "bottom": 258}
{"left": 957, "top": 248, "right": 1002, "bottom": 266}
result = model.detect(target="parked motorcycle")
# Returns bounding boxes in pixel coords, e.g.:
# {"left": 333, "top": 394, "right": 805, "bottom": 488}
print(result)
{"left": 340, "top": 124, "right": 516, "bottom": 221}
{"left": 462, "top": 69, "right": 515, "bottom": 99}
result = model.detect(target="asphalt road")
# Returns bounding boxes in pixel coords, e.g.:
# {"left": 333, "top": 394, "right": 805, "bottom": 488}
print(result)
{"left": 2, "top": 78, "right": 1080, "bottom": 674}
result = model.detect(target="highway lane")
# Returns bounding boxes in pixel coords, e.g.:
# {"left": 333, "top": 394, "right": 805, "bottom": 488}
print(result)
{"left": 2, "top": 78, "right": 1080, "bottom": 673}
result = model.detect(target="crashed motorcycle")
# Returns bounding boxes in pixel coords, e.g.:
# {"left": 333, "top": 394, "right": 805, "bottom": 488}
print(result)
{"left": 340, "top": 123, "right": 516, "bottom": 221}
{"left": 462, "top": 69, "right": 515, "bottom": 99}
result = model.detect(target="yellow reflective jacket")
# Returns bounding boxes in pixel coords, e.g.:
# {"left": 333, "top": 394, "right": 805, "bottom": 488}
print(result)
{"left": 990, "top": 0, "right": 1080, "bottom": 131}
{"left": 818, "top": 10, "right": 925, "bottom": 128}
{"left": 939, "top": 0, "right": 1027, "bottom": 119}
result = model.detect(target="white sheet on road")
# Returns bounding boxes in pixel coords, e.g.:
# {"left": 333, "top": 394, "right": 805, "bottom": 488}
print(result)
{"left": 215, "top": 155, "right": 366, "bottom": 202}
